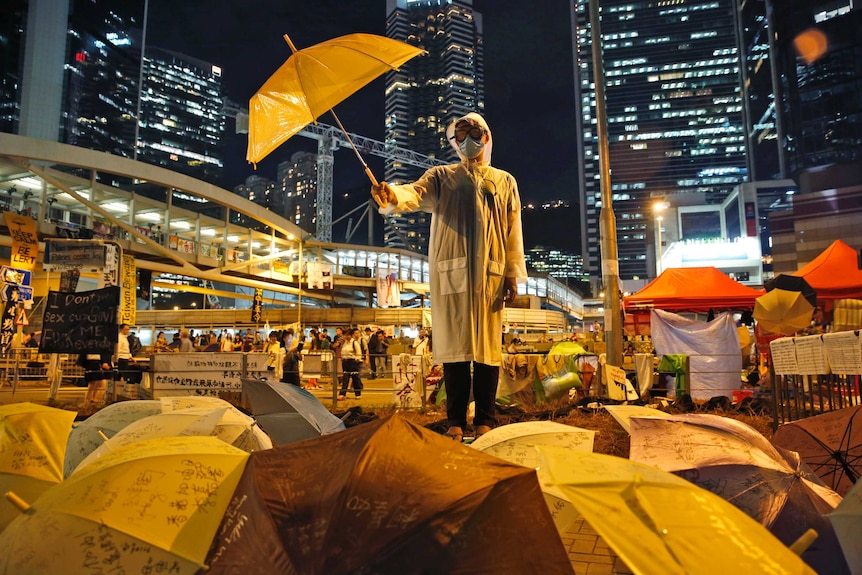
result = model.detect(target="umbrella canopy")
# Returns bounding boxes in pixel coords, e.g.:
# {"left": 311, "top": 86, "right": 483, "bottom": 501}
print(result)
{"left": 537, "top": 447, "right": 817, "bottom": 575}
{"left": 70, "top": 408, "right": 228, "bottom": 474}
{"left": 629, "top": 413, "right": 848, "bottom": 574}
{"left": 242, "top": 378, "right": 345, "bottom": 445}
{"left": 202, "top": 414, "right": 572, "bottom": 574}
{"left": 248, "top": 33, "right": 425, "bottom": 167}
{"left": 830, "top": 479, "right": 862, "bottom": 575}
{"left": 754, "top": 288, "right": 816, "bottom": 336}
{"left": 0, "top": 436, "right": 248, "bottom": 575}
{"left": 766, "top": 274, "right": 818, "bottom": 307}
{"left": 64, "top": 400, "right": 163, "bottom": 477}
{"left": 0, "top": 403, "right": 76, "bottom": 531}
{"left": 159, "top": 396, "right": 273, "bottom": 453}
{"left": 772, "top": 405, "right": 861, "bottom": 496}
{"left": 604, "top": 404, "right": 673, "bottom": 434}
{"left": 470, "top": 421, "right": 595, "bottom": 532}
{"left": 793, "top": 239, "right": 862, "bottom": 300}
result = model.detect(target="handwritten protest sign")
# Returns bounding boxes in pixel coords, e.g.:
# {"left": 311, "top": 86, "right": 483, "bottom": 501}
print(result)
{"left": 39, "top": 287, "right": 120, "bottom": 354}
{"left": 4, "top": 212, "right": 39, "bottom": 270}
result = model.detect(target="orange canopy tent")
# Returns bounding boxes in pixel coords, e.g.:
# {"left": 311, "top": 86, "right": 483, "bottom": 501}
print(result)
{"left": 793, "top": 240, "right": 862, "bottom": 300}
{"left": 624, "top": 267, "right": 764, "bottom": 312}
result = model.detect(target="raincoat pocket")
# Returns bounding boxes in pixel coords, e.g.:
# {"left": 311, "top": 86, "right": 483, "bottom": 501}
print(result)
{"left": 437, "top": 257, "right": 468, "bottom": 295}
{"left": 487, "top": 260, "right": 505, "bottom": 300}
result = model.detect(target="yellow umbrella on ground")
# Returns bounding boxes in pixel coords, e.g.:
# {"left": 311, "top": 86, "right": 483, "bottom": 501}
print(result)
{"left": 0, "top": 436, "right": 249, "bottom": 575}
{"left": 537, "top": 447, "right": 817, "bottom": 575}
{"left": 0, "top": 402, "right": 76, "bottom": 531}
{"left": 470, "top": 420, "right": 594, "bottom": 532}
{"left": 248, "top": 32, "right": 425, "bottom": 182}
{"left": 754, "top": 288, "right": 816, "bottom": 336}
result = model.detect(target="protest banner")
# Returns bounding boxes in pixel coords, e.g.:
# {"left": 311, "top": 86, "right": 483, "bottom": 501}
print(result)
{"left": 39, "top": 286, "right": 120, "bottom": 354}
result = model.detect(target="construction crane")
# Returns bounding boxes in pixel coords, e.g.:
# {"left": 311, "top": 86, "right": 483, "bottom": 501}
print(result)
{"left": 233, "top": 107, "right": 446, "bottom": 242}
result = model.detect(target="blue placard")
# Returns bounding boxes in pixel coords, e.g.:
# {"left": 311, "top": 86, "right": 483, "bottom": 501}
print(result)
{"left": 0, "top": 266, "right": 31, "bottom": 286}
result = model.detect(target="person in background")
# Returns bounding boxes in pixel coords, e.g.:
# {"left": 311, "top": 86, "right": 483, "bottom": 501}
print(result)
{"left": 24, "top": 332, "right": 39, "bottom": 348}
{"left": 367, "top": 329, "right": 384, "bottom": 379}
{"left": 153, "top": 331, "right": 170, "bottom": 353}
{"left": 220, "top": 330, "right": 234, "bottom": 352}
{"left": 116, "top": 323, "right": 143, "bottom": 385}
{"left": 411, "top": 328, "right": 429, "bottom": 356}
{"left": 338, "top": 328, "right": 365, "bottom": 400}
{"left": 264, "top": 331, "right": 281, "bottom": 373}
{"left": 371, "top": 112, "right": 526, "bottom": 442}
{"left": 80, "top": 350, "right": 113, "bottom": 408}
{"left": 177, "top": 328, "right": 195, "bottom": 353}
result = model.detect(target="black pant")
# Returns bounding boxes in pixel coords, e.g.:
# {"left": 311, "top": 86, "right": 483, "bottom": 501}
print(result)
{"left": 340, "top": 359, "right": 363, "bottom": 397}
{"left": 117, "top": 358, "right": 143, "bottom": 385}
{"left": 444, "top": 361, "right": 499, "bottom": 429}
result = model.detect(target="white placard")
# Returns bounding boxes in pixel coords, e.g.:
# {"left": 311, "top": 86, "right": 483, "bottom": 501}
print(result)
{"left": 822, "top": 331, "right": 862, "bottom": 374}
{"left": 152, "top": 352, "right": 245, "bottom": 372}
{"left": 794, "top": 334, "right": 829, "bottom": 375}
{"left": 770, "top": 338, "right": 798, "bottom": 375}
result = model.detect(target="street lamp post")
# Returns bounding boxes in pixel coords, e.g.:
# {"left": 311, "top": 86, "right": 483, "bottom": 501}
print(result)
{"left": 653, "top": 201, "right": 668, "bottom": 276}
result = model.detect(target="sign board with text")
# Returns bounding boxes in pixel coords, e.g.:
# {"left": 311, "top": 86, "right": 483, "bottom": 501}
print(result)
{"left": 3, "top": 212, "right": 39, "bottom": 270}
{"left": 39, "top": 286, "right": 120, "bottom": 354}
{"left": 43, "top": 240, "right": 108, "bottom": 271}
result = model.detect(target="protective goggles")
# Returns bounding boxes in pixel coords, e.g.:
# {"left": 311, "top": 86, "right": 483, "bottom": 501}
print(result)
{"left": 451, "top": 122, "right": 486, "bottom": 143}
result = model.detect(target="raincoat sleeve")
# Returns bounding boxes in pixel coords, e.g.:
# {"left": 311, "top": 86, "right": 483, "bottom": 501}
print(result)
{"left": 378, "top": 168, "right": 441, "bottom": 214}
{"left": 506, "top": 176, "right": 528, "bottom": 282}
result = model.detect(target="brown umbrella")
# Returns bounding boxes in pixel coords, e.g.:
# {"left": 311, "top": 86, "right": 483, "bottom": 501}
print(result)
{"left": 200, "top": 414, "right": 572, "bottom": 574}
{"left": 772, "top": 405, "right": 862, "bottom": 496}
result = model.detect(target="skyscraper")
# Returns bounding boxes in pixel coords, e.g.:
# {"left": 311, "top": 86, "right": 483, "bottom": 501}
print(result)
{"left": 279, "top": 151, "right": 319, "bottom": 234}
{"left": 384, "top": 0, "right": 484, "bottom": 253}
{"left": 572, "top": 0, "right": 748, "bottom": 285}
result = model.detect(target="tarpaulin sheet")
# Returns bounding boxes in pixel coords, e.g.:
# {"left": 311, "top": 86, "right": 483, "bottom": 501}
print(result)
{"left": 651, "top": 309, "right": 741, "bottom": 400}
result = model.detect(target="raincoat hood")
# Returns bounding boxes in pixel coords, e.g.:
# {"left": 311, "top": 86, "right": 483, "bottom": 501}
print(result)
{"left": 447, "top": 112, "right": 493, "bottom": 165}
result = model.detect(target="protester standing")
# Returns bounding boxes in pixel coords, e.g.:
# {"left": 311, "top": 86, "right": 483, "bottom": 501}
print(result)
{"left": 338, "top": 328, "right": 365, "bottom": 400}
{"left": 371, "top": 112, "right": 526, "bottom": 441}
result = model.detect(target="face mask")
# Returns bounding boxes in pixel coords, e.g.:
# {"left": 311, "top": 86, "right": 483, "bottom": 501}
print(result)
{"left": 459, "top": 135, "right": 484, "bottom": 159}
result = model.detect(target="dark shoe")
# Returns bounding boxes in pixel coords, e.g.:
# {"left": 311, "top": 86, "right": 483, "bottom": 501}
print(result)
{"left": 475, "top": 425, "right": 492, "bottom": 437}
{"left": 445, "top": 426, "right": 464, "bottom": 442}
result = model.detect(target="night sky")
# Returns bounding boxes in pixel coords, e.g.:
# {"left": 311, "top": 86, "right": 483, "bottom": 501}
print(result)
{"left": 143, "top": 0, "right": 579, "bottom": 206}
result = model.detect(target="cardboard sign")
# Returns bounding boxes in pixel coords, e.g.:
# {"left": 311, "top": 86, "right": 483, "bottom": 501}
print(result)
{"left": 120, "top": 254, "right": 136, "bottom": 325}
{"left": 3, "top": 212, "right": 39, "bottom": 270}
{"left": 39, "top": 287, "right": 120, "bottom": 354}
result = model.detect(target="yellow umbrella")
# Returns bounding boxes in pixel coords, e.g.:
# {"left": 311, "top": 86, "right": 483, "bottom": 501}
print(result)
{"left": 0, "top": 402, "right": 76, "bottom": 531}
{"left": 754, "top": 288, "right": 816, "bottom": 336}
{"left": 537, "top": 447, "right": 817, "bottom": 575}
{"left": 470, "top": 421, "right": 594, "bottom": 533}
{"left": 248, "top": 32, "right": 425, "bottom": 181}
{"left": 0, "top": 436, "right": 249, "bottom": 575}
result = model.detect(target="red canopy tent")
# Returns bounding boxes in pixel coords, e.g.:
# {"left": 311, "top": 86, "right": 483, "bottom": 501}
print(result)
{"left": 793, "top": 239, "right": 862, "bottom": 300}
{"left": 624, "top": 266, "right": 764, "bottom": 312}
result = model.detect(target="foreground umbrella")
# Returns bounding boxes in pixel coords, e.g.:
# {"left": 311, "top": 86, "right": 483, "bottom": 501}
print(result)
{"left": 243, "top": 378, "right": 345, "bottom": 445}
{"left": 64, "top": 399, "right": 163, "bottom": 477}
{"left": 202, "top": 414, "right": 572, "bottom": 574}
{"left": 0, "top": 403, "right": 76, "bottom": 531}
{"left": 159, "top": 396, "right": 273, "bottom": 453}
{"left": 248, "top": 32, "right": 425, "bottom": 182}
{"left": 830, "top": 479, "right": 862, "bottom": 575}
{"left": 537, "top": 447, "right": 817, "bottom": 575}
{"left": 754, "top": 276, "right": 817, "bottom": 336}
{"left": 629, "top": 413, "right": 848, "bottom": 574}
{"left": 0, "top": 436, "right": 248, "bottom": 575}
{"left": 71, "top": 407, "right": 228, "bottom": 474}
{"left": 772, "top": 405, "right": 861, "bottom": 497}
{"left": 470, "top": 421, "right": 594, "bottom": 532}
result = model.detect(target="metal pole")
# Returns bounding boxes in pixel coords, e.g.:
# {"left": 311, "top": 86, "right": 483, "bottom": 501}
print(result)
{"left": 656, "top": 215, "right": 663, "bottom": 275}
{"left": 589, "top": 0, "right": 622, "bottom": 367}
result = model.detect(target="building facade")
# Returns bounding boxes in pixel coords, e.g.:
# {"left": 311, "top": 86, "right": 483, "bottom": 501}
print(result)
{"left": 572, "top": 0, "right": 748, "bottom": 285}
{"left": 383, "top": 0, "right": 484, "bottom": 253}
{"left": 278, "top": 151, "right": 319, "bottom": 236}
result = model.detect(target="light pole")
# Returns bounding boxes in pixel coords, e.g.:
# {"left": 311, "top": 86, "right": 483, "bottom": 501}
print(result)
{"left": 653, "top": 202, "right": 667, "bottom": 276}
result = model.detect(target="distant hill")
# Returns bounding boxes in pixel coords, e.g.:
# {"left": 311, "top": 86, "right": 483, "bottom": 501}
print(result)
{"left": 521, "top": 205, "right": 581, "bottom": 253}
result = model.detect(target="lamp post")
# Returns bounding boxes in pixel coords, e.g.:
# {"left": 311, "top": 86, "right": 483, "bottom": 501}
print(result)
{"left": 653, "top": 202, "right": 667, "bottom": 276}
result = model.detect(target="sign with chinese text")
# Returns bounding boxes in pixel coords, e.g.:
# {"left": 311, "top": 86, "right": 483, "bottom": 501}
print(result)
{"left": 251, "top": 288, "right": 263, "bottom": 322}
{"left": 4, "top": 212, "right": 39, "bottom": 270}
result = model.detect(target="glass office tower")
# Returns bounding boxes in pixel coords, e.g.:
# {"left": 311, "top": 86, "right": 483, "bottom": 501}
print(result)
{"left": 572, "top": 0, "right": 748, "bottom": 283}
{"left": 384, "top": 0, "right": 484, "bottom": 253}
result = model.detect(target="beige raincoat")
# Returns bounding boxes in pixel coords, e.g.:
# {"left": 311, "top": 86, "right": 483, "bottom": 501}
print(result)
{"left": 381, "top": 113, "right": 527, "bottom": 366}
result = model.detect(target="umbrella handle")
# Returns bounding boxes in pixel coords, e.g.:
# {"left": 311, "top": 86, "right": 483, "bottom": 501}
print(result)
{"left": 5, "top": 491, "right": 31, "bottom": 513}
{"left": 329, "top": 110, "right": 379, "bottom": 187}
{"left": 788, "top": 528, "right": 818, "bottom": 555}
